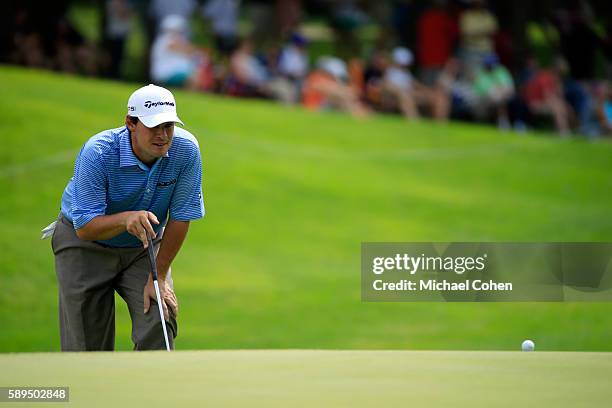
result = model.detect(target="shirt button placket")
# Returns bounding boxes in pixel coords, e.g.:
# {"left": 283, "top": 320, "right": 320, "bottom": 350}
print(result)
{"left": 143, "top": 187, "right": 153, "bottom": 208}
{"left": 144, "top": 171, "right": 154, "bottom": 206}
{"left": 145, "top": 163, "right": 162, "bottom": 207}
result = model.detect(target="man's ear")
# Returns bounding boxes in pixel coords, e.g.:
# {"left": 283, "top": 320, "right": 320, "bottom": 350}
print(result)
{"left": 125, "top": 116, "right": 137, "bottom": 132}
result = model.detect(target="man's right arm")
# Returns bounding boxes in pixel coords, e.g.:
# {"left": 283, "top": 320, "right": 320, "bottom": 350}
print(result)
{"left": 76, "top": 210, "right": 160, "bottom": 248}
{"left": 71, "top": 147, "right": 159, "bottom": 248}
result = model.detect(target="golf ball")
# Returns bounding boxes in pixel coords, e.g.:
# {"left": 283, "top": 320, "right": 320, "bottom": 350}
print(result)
{"left": 521, "top": 339, "right": 535, "bottom": 351}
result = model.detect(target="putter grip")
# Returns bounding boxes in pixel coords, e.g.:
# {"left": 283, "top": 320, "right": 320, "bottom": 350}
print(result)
{"left": 146, "top": 235, "right": 159, "bottom": 281}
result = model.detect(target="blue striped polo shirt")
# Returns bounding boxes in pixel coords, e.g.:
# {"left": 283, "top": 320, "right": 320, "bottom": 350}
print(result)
{"left": 60, "top": 125, "right": 205, "bottom": 248}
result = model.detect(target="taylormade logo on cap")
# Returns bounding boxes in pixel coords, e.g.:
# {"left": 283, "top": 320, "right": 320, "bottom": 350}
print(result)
{"left": 127, "top": 84, "right": 184, "bottom": 128}
{"left": 143, "top": 100, "right": 175, "bottom": 109}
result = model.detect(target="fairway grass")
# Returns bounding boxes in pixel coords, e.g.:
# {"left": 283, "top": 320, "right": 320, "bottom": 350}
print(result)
{"left": 1, "top": 350, "right": 611, "bottom": 407}
{"left": 1, "top": 66, "right": 612, "bottom": 352}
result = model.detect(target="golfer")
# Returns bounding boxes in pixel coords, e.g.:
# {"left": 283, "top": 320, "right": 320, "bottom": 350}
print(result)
{"left": 49, "top": 84, "right": 204, "bottom": 351}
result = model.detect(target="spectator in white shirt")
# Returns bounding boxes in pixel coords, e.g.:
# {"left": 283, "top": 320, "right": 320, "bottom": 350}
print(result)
{"left": 150, "top": 15, "right": 211, "bottom": 90}
{"left": 383, "top": 47, "right": 449, "bottom": 120}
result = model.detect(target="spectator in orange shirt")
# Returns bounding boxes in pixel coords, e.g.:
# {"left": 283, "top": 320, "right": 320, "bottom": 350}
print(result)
{"left": 302, "top": 56, "right": 369, "bottom": 118}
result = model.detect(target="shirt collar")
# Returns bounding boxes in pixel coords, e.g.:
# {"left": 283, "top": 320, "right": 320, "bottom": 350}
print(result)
{"left": 119, "top": 126, "right": 169, "bottom": 169}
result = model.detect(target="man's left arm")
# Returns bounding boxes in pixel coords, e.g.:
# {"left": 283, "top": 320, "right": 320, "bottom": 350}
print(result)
{"left": 156, "top": 218, "right": 189, "bottom": 282}
{"left": 143, "top": 139, "right": 205, "bottom": 320}
{"left": 143, "top": 219, "right": 189, "bottom": 320}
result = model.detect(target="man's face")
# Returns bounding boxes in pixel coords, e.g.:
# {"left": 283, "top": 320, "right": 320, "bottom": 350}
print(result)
{"left": 126, "top": 117, "right": 174, "bottom": 165}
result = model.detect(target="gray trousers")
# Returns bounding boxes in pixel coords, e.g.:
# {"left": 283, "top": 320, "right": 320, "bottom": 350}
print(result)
{"left": 52, "top": 214, "right": 177, "bottom": 351}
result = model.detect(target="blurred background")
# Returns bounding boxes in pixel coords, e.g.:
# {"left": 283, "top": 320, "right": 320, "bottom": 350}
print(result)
{"left": 1, "top": 0, "right": 611, "bottom": 353}
{"left": 2, "top": 0, "right": 612, "bottom": 135}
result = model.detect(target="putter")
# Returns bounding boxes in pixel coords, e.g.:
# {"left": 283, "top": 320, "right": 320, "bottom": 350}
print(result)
{"left": 146, "top": 235, "right": 171, "bottom": 351}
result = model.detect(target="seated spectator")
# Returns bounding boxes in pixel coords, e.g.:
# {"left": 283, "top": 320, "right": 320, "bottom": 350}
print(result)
{"left": 554, "top": 57, "right": 596, "bottom": 136}
{"left": 302, "top": 56, "right": 370, "bottom": 118}
{"left": 382, "top": 47, "right": 449, "bottom": 121}
{"left": 151, "top": 15, "right": 215, "bottom": 91}
{"left": 10, "top": 9, "right": 98, "bottom": 75}
{"left": 276, "top": 32, "right": 310, "bottom": 103}
{"left": 347, "top": 57, "right": 365, "bottom": 99}
{"left": 9, "top": 8, "right": 48, "bottom": 68}
{"left": 595, "top": 82, "right": 612, "bottom": 136}
{"left": 472, "top": 54, "right": 515, "bottom": 128}
{"left": 227, "top": 38, "right": 294, "bottom": 103}
{"left": 437, "top": 58, "right": 480, "bottom": 120}
{"left": 54, "top": 17, "right": 99, "bottom": 76}
{"left": 521, "top": 58, "right": 572, "bottom": 136}
{"left": 226, "top": 38, "right": 267, "bottom": 95}
{"left": 362, "top": 50, "right": 389, "bottom": 108}
{"left": 278, "top": 33, "right": 309, "bottom": 80}
{"left": 148, "top": 0, "right": 196, "bottom": 38}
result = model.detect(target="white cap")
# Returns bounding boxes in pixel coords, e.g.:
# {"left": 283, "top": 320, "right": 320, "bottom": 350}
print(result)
{"left": 392, "top": 47, "right": 413, "bottom": 67}
{"left": 317, "top": 56, "right": 348, "bottom": 80}
{"left": 160, "top": 14, "right": 188, "bottom": 33}
{"left": 127, "top": 84, "right": 184, "bottom": 128}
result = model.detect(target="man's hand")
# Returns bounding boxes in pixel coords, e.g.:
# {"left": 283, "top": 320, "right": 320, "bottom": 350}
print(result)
{"left": 125, "top": 211, "right": 159, "bottom": 248}
{"left": 143, "top": 274, "right": 178, "bottom": 321}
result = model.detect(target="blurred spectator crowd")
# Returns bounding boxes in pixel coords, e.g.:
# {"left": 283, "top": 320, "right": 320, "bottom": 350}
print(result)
{"left": 3, "top": 0, "right": 612, "bottom": 137}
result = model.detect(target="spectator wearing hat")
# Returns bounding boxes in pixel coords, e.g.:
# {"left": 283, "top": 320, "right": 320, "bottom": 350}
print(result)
{"left": 276, "top": 33, "right": 310, "bottom": 103}
{"left": 278, "top": 33, "right": 309, "bottom": 82}
{"left": 150, "top": 15, "right": 214, "bottom": 91}
{"left": 148, "top": 0, "right": 196, "bottom": 38}
{"left": 382, "top": 47, "right": 449, "bottom": 121}
{"left": 146, "top": 0, "right": 197, "bottom": 59}
{"left": 472, "top": 53, "right": 515, "bottom": 129}
{"left": 302, "top": 56, "right": 370, "bottom": 118}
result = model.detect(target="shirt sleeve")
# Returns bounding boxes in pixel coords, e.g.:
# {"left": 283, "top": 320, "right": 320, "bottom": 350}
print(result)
{"left": 71, "top": 152, "right": 108, "bottom": 229}
{"left": 170, "top": 146, "right": 205, "bottom": 221}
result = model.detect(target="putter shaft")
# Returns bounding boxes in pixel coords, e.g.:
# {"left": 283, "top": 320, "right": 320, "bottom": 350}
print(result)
{"left": 147, "top": 235, "right": 171, "bottom": 351}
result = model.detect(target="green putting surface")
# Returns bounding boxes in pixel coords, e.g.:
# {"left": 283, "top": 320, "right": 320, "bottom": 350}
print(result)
{"left": 1, "top": 350, "right": 611, "bottom": 407}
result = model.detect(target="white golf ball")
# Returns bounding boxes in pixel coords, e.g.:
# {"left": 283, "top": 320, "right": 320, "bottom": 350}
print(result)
{"left": 521, "top": 339, "right": 535, "bottom": 351}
